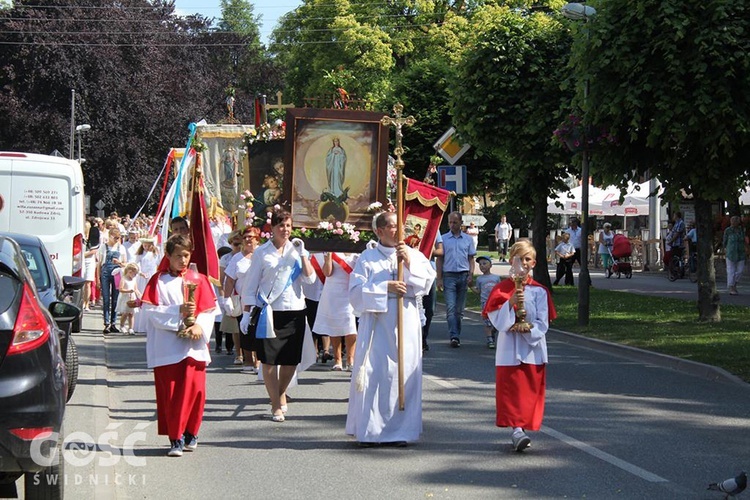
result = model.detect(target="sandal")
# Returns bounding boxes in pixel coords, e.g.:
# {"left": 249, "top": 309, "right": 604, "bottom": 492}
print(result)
{"left": 271, "top": 412, "right": 285, "bottom": 422}
{"left": 331, "top": 364, "right": 343, "bottom": 371}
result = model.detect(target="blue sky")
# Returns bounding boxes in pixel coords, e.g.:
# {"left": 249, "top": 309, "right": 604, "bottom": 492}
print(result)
{"left": 173, "top": 0, "right": 300, "bottom": 44}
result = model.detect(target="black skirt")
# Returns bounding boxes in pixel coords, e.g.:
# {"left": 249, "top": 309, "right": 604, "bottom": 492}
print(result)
{"left": 239, "top": 315, "right": 256, "bottom": 352}
{"left": 256, "top": 309, "right": 307, "bottom": 366}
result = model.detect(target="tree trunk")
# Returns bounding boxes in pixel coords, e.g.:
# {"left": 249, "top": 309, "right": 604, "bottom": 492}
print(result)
{"left": 695, "top": 198, "right": 721, "bottom": 322}
{"left": 532, "top": 195, "right": 552, "bottom": 288}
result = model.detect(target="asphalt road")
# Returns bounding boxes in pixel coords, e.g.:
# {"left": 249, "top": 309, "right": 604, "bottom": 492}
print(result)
{"left": 45, "top": 298, "right": 750, "bottom": 500}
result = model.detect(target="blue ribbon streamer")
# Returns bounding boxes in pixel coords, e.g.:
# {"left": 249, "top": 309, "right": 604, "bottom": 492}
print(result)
{"left": 256, "top": 257, "right": 303, "bottom": 339}
{"left": 171, "top": 122, "right": 197, "bottom": 219}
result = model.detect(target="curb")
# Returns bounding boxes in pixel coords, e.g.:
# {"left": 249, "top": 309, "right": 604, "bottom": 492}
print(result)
{"left": 549, "top": 327, "right": 749, "bottom": 388}
{"left": 459, "top": 305, "right": 748, "bottom": 388}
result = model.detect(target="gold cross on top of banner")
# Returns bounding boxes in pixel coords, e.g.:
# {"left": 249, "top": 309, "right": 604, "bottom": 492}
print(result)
{"left": 381, "top": 103, "right": 416, "bottom": 170}
{"left": 266, "top": 91, "right": 295, "bottom": 112}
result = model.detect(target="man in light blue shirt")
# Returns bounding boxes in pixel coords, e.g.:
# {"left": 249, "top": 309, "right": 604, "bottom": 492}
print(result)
{"left": 436, "top": 212, "right": 476, "bottom": 348}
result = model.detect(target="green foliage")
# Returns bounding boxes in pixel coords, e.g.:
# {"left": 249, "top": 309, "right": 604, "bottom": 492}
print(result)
{"left": 574, "top": 0, "right": 750, "bottom": 202}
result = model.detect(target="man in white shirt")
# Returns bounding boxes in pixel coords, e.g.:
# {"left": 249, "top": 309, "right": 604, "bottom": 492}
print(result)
{"left": 494, "top": 215, "right": 512, "bottom": 262}
{"left": 565, "top": 218, "right": 583, "bottom": 266}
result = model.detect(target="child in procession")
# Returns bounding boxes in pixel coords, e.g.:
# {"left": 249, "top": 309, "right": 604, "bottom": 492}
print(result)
{"left": 482, "top": 240, "right": 556, "bottom": 452}
{"left": 140, "top": 234, "right": 217, "bottom": 457}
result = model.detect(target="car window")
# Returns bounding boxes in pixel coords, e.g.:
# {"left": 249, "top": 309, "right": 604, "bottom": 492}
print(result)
{"left": 19, "top": 246, "right": 51, "bottom": 291}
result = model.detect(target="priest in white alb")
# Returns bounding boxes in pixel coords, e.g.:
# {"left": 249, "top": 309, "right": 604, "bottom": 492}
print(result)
{"left": 346, "top": 211, "right": 436, "bottom": 446}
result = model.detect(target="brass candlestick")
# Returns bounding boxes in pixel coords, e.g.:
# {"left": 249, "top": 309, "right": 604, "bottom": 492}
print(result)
{"left": 508, "top": 256, "right": 532, "bottom": 333}
{"left": 177, "top": 282, "right": 198, "bottom": 338}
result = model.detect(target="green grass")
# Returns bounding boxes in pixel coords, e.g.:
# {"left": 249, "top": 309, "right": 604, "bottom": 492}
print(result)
{"left": 441, "top": 286, "right": 750, "bottom": 382}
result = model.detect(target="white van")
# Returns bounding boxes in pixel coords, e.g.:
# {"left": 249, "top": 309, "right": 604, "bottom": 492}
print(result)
{"left": 0, "top": 152, "right": 86, "bottom": 278}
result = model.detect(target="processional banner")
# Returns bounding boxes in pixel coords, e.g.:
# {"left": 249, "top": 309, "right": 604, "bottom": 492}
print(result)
{"left": 404, "top": 178, "right": 451, "bottom": 259}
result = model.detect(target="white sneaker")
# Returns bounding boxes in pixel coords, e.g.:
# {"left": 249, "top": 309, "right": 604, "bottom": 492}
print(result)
{"left": 233, "top": 356, "right": 244, "bottom": 365}
{"left": 512, "top": 431, "right": 531, "bottom": 452}
{"left": 242, "top": 365, "right": 256, "bottom": 374}
{"left": 128, "top": 329, "right": 135, "bottom": 335}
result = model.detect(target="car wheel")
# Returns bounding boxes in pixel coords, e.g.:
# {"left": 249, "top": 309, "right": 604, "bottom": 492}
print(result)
{"left": 65, "top": 337, "right": 78, "bottom": 403}
{"left": 24, "top": 431, "right": 64, "bottom": 500}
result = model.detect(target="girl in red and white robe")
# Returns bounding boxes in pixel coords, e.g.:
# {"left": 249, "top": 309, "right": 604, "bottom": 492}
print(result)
{"left": 141, "top": 235, "right": 217, "bottom": 457}
{"left": 482, "top": 239, "right": 556, "bottom": 452}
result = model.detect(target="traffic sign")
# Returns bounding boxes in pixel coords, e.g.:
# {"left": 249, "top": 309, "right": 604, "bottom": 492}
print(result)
{"left": 462, "top": 214, "right": 487, "bottom": 226}
{"left": 437, "top": 165, "right": 467, "bottom": 194}
{"left": 95, "top": 199, "right": 105, "bottom": 210}
{"left": 433, "top": 127, "right": 471, "bottom": 165}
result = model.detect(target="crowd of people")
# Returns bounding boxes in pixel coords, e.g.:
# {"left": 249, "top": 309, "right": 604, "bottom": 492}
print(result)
{"left": 86, "top": 205, "right": 745, "bottom": 458}
{"left": 83, "top": 208, "right": 557, "bottom": 456}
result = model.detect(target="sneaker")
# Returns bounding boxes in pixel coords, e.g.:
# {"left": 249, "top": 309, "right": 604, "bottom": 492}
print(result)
{"left": 103, "top": 325, "right": 110, "bottom": 334}
{"left": 242, "top": 365, "right": 256, "bottom": 374}
{"left": 450, "top": 338, "right": 461, "bottom": 348}
{"left": 128, "top": 329, "right": 135, "bottom": 335}
{"left": 512, "top": 431, "right": 531, "bottom": 452}
{"left": 109, "top": 324, "right": 120, "bottom": 333}
{"left": 183, "top": 433, "right": 198, "bottom": 452}
{"left": 167, "top": 438, "right": 184, "bottom": 457}
{"left": 233, "top": 356, "right": 244, "bottom": 365}
{"left": 331, "top": 364, "right": 343, "bottom": 371}
{"left": 487, "top": 338, "right": 496, "bottom": 349}
{"left": 226, "top": 349, "right": 234, "bottom": 356}
{"left": 215, "top": 346, "right": 223, "bottom": 354}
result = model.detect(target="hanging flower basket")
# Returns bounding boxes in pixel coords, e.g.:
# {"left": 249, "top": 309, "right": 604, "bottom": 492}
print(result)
{"left": 553, "top": 114, "right": 615, "bottom": 152}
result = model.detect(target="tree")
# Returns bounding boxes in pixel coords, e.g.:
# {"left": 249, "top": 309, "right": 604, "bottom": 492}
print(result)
{"left": 0, "top": 0, "right": 265, "bottom": 213}
{"left": 573, "top": 0, "right": 750, "bottom": 321}
{"left": 449, "top": 5, "right": 575, "bottom": 285}
{"left": 269, "top": 0, "right": 394, "bottom": 104}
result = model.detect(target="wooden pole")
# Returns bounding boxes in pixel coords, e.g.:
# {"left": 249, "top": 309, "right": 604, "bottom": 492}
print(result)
{"left": 396, "top": 160, "right": 405, "bottom": 410}
{"left": 381, "top": 104, "right": 415, "bottom": 411}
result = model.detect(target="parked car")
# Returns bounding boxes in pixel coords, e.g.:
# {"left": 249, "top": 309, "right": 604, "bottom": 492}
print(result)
{"left": 0, "top": 234, "right": 80, "bottom": 499}
{"left": 0, "top": 232, "right": 85, "bottom": 401}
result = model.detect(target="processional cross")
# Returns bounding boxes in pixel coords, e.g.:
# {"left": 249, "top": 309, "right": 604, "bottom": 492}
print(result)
{"left": 266, "top": 91, "right": 295, "bottom": 113}
{"left": 381, "top": 103, "right": 416, "bottom": 411}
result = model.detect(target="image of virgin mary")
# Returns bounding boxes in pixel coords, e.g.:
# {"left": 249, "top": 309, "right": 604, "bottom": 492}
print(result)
{"left": 325, "top": 137, "right": 346, "bottom": 197}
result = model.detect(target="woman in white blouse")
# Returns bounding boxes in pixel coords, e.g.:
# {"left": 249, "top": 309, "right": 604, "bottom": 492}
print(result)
{"left": 240, "top": 209, "right": 314, "bottom": 422}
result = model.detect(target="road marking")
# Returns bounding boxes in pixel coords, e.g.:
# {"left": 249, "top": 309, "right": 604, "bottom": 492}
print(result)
{"left": 423, "top": 373, "right": 460, "bottom": 389}
{"left": 541, "top": 426, "right": 669, "bottom": 483}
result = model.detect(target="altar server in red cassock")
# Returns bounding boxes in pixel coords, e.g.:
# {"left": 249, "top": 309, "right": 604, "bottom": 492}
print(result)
{"left": 482, "top": 239, "right": 556, "bottom": 452}
{"left": 141, "top": 234, "right": 217, "bottom": 457}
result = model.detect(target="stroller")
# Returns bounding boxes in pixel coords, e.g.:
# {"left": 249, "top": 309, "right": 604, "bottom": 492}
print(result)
{"left": 605, "top": 233, "right": 633, "bottom": 279}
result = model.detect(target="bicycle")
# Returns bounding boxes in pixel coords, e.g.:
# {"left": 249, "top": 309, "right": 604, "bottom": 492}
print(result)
{"left": 668, "top": 250, "right": 697, "bottom": 283}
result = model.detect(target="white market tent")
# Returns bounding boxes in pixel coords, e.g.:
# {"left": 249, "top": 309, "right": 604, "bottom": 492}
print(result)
{"left": 740, "top": 187, "right": 750, "bottom": 205}
{"left": 548, "top": 181, "right": 660, "bottom": 216}
{"left": 547, "top": 185, "right": 609, "bottom": 215}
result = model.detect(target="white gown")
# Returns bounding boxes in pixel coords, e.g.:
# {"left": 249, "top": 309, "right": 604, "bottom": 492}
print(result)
{"left": 313, "top": 253, "right": 358, "bottom": 336}
{"left": 134, "top": 250, "right": 161, "bottom": 333}
{"left": 345, "top": 243, "right": 435, "bottom": 443}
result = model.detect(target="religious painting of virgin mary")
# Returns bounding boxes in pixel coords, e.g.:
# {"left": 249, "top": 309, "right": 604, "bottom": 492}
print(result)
{"left": 284, "top": 108, "right": 389, "bottom": 231}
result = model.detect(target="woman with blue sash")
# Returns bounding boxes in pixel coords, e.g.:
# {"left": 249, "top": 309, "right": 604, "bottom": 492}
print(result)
{"left": 240, "top": 209, "right": 315, "bottom": 422}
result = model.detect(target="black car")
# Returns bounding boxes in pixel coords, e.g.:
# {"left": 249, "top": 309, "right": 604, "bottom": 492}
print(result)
{"left": 0, "top": 235, "right": 80, "bottom": 499}
{"left": 0, "top": 232, "right": 85, "bottom": 401}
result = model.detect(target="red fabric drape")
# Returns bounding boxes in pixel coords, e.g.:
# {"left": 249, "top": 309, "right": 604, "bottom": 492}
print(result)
{"left": 188, "top": 159, "right": 220, "bottom": 286}
{"left": 404, "top": 178, "right": 451, "bottom": 259}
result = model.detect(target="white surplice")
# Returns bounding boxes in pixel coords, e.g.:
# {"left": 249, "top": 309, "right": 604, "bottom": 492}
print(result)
{"left": 345, "top": 243, "right": 435, "bottom": 443}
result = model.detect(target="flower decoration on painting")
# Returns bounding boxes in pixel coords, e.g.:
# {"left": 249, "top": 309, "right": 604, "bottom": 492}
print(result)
{"left": 291, "top": 220, "right": 376, "bottom": 245}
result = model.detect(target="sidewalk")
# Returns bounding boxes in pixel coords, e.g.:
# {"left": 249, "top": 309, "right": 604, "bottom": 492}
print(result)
{"left": 486, "top": 257, "right": 750, "bottom": 308}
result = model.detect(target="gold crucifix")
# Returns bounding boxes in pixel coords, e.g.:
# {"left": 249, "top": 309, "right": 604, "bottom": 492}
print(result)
{"left": 266, "top": 90, "right": 295, "bottom": 113}
{"left": 380, "top": 103, "right": 415, "bottom": 412}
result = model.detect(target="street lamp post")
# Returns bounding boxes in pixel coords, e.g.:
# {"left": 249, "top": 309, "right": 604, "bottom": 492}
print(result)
{"left": 75, "top": 124, "right": 91, "bottom": 164}
{"left": 562, "top": 2, "right": 596, "bottom": 326}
